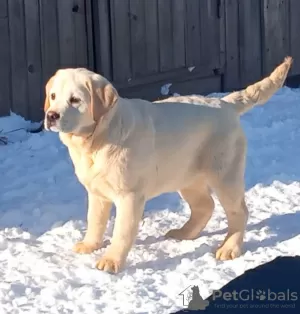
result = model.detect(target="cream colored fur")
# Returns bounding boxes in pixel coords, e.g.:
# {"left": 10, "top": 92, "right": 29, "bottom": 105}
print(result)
{"left": 43, "top": 57, "right": 292, "bottom": 273}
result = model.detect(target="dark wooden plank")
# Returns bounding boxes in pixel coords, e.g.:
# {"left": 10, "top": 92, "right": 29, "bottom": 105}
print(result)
{"left": 110, "top": 0, "right": 132, "bottom": 82}
{"left": 129, "top": 0, "right": 146, "bottom": 78}
{"left": 73, "top": 0, "right": 88, "bottom": 68}
{"left": 92, "top": 0, "right": 112, "bottom": 79}
{"left": 8, "top": 0, "right": 29, "bottom": 118}
{"left": 199, "top": 0, "right": 220, "bottom": 67}
{"left": 144, "top": 0, "right": 159, "bottom": 75}
{"left": 172, "top": 76, "right": 221, "bottom": 97}
{"left": 158, "top": 0, "right": 173, "bottom": 71}
{"left": 262, "top": 0, "right": 290, "bottom": 75}
{"left": 57, "top": 0, "right": 76, "bottom": 67}
{"left": 24, "top": 0, "right": 43, "bottom": 122}
{"left": 223, "top": 0, "right": 240, "bottom": 91}
{"left": 84, "top": 0, "right": 95, "bottom": 70}
{"left": 0, "top": 0, "right": 8, "bottom": 18}
{"left": 238, "top": 0, "right": 262, "bottom": 86}
{"left": 114, "top": 63, "right": 222, "bottom": 90}
{"left": 289, "top": 0, "right": 300, "bottom": 75}
{"left": 39, "top": 0, "right": 60, "bottom": 84}
{"left": 219, "top": 0, "right": 226, "bottom": 88}
{"left": 185, "top": 0, "right": 201, "bottom": 67}
{"left": 172, "top": 0, "right": 185, "bottom": 69}
{"left": 0, "top": 17, "right": 11, "bottom": 116}
{"left": 118, "top": 75, "right": 221, "bottom": 102}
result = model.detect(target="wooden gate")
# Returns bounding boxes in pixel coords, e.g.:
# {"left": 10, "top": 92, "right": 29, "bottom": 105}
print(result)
{"left": 93, "top": 0, "right": 225, "bottom": 100}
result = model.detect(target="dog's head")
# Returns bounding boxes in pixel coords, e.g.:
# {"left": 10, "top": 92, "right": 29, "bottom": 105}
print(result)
{"left": 43, "top": 68, "right": 119, "bottom": 134}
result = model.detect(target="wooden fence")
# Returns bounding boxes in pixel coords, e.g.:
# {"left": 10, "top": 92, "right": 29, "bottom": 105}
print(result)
{"left": 0, "top": 0, "right": 299, "bottom": 121}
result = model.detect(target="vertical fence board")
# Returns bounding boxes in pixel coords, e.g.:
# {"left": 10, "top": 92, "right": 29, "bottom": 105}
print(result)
{"left": 172, "top": 0, "right": 185, "bottom": 69}
{"left": 92, "top": 0, "right": 111, "bottom": 79}
{"left": 219, "top": 0, "right": 226, "bottom": 76}
{"left": 238, "top": 0, "right": 262, "bottom": 86}
{"left": 185, "top": 0, "right": 201, "bottom": 67}
{"left": 144, "top": 0, "right": 159, "bottom": 75}
{"left": 57, "top": 0, "right": 76, "bottom": 67}
{"left": 262, "top": 0, "right": 290, "bottom": 75}
{"left": 158, "top": 0, "right": 173, "bottom": 71}
{"left": 0, "top": 12, "right": 11, "bottom": 117}
{"left": 8, "top": 0, "right": 29, "bottom": 118}
{"left": 199, "top": 0, "right": 219, "bottom": 67}
{"left": 223, "top": 0, "right": 239, "bottom": 90}
{"left": 73, "top": 0, "right": 88, "bottom": 68}
{"left": 84, "top": 0, "right": 95, "bottom": 71}
{"left": 24, "top": 0, "right": 43, "bottom": 121}
{"left": 0, "top": 0, "right": 8, "bottom": 18}
{"left": 110, "top": 0, "right": 131, "bottom": 82}
{"left": 39, "top": 0, "right": 60, "bottom": 85}
{"left": 289, "top": 0, "right": 300, "bottom": 75}
{"left": 129, "top": 0, "right": 146, "bottom": 78}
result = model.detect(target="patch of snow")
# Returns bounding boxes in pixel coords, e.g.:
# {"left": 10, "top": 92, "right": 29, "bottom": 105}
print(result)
{"left": 161, "top": 83, "right": 172, "bottom": 96}
{"left": 0, "top": 87, "right": 300, "bottom": 313}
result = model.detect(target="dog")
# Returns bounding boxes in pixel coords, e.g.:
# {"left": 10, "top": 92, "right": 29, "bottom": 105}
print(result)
{"left": 43, "top": 57, "right": 292, "bottom": 273}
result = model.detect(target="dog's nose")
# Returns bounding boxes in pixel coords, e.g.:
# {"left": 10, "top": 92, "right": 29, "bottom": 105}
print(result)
{"left": 47, "top": 111, "right": 60, "bottom": 122}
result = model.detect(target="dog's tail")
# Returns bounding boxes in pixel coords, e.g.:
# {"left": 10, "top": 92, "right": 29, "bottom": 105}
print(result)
{"left": 222, "top": 56, "right": 293, "bottom": 115}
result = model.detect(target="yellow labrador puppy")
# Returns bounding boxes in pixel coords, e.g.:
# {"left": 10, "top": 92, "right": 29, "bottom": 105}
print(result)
{"left": 44, "top": 57, "right": 292, "bottom": 273}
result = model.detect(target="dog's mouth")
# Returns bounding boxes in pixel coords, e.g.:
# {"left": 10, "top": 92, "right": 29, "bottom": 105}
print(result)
{"left": 44, "top": 119, "right": 60, "bottom": 132}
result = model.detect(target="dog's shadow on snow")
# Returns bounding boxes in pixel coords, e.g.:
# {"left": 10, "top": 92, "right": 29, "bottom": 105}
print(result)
{"left": 244, "top": 211, "right": 300, "bottom": 251}
{"left": 129, "top": 211, "right": 300, "bottom": 273}
{"left": 126, "top": 241, "right": 213, "bottom": 274}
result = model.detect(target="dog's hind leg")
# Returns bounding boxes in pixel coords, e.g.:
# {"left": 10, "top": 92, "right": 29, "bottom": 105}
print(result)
{"left": 213, "top": 183, "right": 248, "bottom": 260}
{"left": 165, "top": 181, "right": 214, "bottom": 240}
{"left": 211, "top": 139, "right": 249, "bottom": 260}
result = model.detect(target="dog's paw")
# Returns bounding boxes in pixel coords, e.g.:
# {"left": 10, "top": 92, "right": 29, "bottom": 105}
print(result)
{"left": 215, "top": 242, "right": 242, "bottom": 260}
{"left": 95, "top": 256, "right": 122, "bottom": 274}
{"left": 72, "top": 241, "right": 100, "bottom": 254}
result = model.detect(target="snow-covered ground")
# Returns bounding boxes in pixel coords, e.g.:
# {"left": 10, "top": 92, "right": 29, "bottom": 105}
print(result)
{"left": 1, "top": 87, "right": 300, "bottom": 314}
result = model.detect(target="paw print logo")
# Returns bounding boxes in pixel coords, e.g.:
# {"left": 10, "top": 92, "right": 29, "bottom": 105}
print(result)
{"left": 256, "top": 290, "right": 266, "bottom": 301}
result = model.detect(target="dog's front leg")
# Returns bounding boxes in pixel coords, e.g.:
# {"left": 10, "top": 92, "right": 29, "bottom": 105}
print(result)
{"left": 96, "top": 193, "right": 145, "bottom": 273}
{"left": 73, "top": 192, "right": 112, "bottom": 254}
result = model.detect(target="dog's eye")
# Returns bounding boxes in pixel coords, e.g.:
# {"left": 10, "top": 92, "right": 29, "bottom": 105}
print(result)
{"left": 51, "top": 93, "right": 56, "bottom": 100}
{"left": 69, "top": 96, "right": 80, "bottom": 104}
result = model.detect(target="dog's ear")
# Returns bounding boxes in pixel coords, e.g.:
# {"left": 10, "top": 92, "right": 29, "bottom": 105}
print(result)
{"left": 86, "top": 77, "right": 119, "bottom": 122}
{"left": 43, "top": 75, "right": 55, "bottom": 113}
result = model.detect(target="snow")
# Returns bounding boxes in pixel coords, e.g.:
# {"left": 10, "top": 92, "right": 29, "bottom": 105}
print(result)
{"left": 1, "top": 87, "right": 300, "bottom": 313}
{"left": 160, "top": 83, "right": 172, "bottom": 96}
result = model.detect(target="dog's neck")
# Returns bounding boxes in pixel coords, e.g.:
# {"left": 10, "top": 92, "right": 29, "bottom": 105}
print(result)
{"left": 59, "top": 126, "right": 97, "bottom": 154}
{"left": 59, "top": 102, "right": 120, "bottom": 154}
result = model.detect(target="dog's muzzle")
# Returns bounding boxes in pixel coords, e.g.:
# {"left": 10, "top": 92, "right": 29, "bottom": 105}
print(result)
{"left": 45, "top": 111, "right": 60, "bottom": 129}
